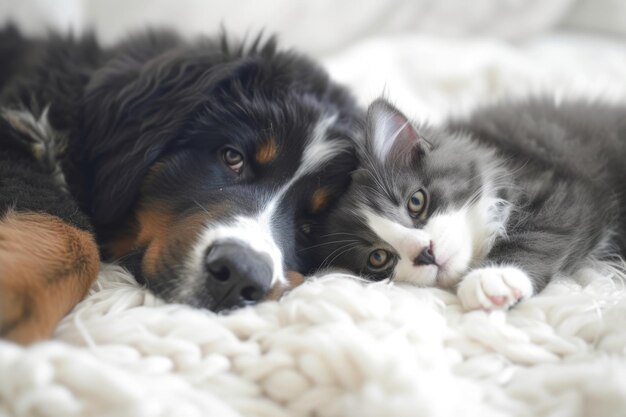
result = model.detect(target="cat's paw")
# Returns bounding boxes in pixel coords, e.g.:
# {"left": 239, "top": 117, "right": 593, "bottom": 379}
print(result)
{"left": 457, "top": 266, "right": 533, "bottom": 311}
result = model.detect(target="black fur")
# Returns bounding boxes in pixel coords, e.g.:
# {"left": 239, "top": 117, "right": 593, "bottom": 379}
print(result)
{"left": 0, "top": 26, "right": 361, "bottom": 310}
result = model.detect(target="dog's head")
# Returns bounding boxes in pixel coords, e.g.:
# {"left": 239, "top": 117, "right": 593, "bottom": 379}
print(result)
{"left": 83, "top": 32, "right": 361, "bottom": 310}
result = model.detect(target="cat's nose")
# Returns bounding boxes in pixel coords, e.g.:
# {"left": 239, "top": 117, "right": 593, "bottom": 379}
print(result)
{"left": 414, "top": 245, "right": 436, "bottom": 266}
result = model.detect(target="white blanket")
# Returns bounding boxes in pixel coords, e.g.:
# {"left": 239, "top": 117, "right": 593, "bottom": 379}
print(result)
{"left": 2, "top": 33, "right": 626, "bottom": 417}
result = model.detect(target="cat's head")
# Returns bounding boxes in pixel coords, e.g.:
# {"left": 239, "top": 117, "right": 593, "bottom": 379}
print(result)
{"left": 307, "top": 98, "right": 510, "bottom": 288}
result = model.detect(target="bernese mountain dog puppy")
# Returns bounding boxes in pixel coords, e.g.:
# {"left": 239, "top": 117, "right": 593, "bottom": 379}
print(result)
{"left": 0, "top": 26, "right": 362, "bottom": 344}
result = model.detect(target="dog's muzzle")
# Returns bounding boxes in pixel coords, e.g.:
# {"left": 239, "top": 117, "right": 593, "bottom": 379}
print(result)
{"left": 205, "top": 239, "right": 273, "bottom": 310}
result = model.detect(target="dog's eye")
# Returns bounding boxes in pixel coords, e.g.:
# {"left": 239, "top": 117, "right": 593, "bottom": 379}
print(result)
{"left": 368, "top": 249, "right": 392, "bottom": 270}
{"left": 407, "top": 189, "right": 427, "bottom": 217}
{"left": 222, "top": 148, "right": 244, "bottom": 173}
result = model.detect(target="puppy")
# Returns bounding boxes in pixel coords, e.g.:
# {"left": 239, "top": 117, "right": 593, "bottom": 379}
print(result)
{"left": 0, "top": 26, "right": 361, "bottom": 343}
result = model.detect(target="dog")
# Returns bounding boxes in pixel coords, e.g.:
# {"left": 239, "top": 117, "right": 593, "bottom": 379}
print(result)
{"left": 0, "top": 26, "right": 362, "bottom": 344}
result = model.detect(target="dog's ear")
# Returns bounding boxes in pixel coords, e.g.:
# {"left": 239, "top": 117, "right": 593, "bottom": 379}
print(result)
{"left": 82, "top": 33, "right": 200, "bottom": 226}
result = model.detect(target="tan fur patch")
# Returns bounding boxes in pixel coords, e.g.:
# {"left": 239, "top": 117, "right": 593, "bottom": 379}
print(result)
{"left": 107, "top": 231, "right": 139, "bottom": 259}
{"left": 142, "top": 161, "right": 167, "bottom": 191}
{"left": 0, "top": 211, "right": 100, "bottom": 344}
{"left": 136, "top": 208, "right": 173, "bottom": 277}
{"left": 265, "top": 271, "right": 305, "bottom": 301}
{"left": 101, "top": 162, "right": 169, "bottom": 262}
{"left": 135, "top": 207, "right": 217, "bottom": 278}
{"left": 286, "top": 271, "right": 305, "bottom": 288}
{"left": 311, "top": 187, "right": 331, "bottom": 214}
{"left": 255, "top": 138, "right": 279, "bottom": 164}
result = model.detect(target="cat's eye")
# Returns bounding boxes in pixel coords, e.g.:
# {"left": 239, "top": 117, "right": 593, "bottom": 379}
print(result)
{"left": 222, "top": 148, "right": 244, "bottom": 173}
{"left": 368, "top": 249, "right": 391, "bottom": 270}
{"left": 407, "top": 189, "right": 427, "bottom": 217}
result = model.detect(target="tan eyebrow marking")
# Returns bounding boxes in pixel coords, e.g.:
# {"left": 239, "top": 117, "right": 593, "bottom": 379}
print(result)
{"left": 256, "top": 138, "right": 279, "bottom": 164}
{"left": 311, "top": 187, "right": 331, "bottom": 214}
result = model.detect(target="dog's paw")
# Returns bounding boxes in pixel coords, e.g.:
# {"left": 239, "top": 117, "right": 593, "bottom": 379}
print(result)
{"left": 457, "top": 266, "right": 533, "bottom": 311}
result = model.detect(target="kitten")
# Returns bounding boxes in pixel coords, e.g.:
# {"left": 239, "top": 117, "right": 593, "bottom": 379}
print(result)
{"left": 307, "top": 97, "right": 626, "bottom": 310}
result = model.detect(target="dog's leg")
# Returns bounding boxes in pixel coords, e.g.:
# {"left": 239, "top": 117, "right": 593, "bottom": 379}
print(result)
{"left": 0, "top": 117, "right": 100, "bottom": 344}
{"left": 0, "top": 211, "right": 100, "bottom": 343}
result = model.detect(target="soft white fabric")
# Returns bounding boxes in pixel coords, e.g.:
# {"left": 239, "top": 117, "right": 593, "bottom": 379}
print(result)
{"left": 2, "top": 262, "right": 626, "bottom": 417}
{"left": 2, "top": 14, "right": 626, "bottom": 417}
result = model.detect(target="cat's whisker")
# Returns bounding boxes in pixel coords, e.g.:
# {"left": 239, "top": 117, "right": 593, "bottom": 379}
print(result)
{"left": 299, "top": 239, "right": 360, "bottom": 252}
{"left": 320, "top": 243, "right": 359, "bottom": 269}
{"left": 192, "top": 199, "right": 212, "bottom": 216}
{"left": 319, "top": 242, "right": 361, "bottom": 270}
{"left": 362, "top": 185, "right": 393, "bottom": 202}
{"left": 318, "top": 231, "right": 363, "bottom": 239}
{"left": 463, "top": 187, "right": 486, "bottom": 208}
{"left": 324, "top": 243, "right": 361, "bottom": 270}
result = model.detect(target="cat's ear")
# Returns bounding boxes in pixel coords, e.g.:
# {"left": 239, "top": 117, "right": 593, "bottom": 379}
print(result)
{"left": 366, "top": 98, "right": 425, "bottom": 164}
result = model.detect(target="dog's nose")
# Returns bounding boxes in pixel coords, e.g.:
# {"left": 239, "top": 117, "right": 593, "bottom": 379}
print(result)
{"left": 414, "top": 245, "right": 436, "bottom": 266}
{"left": 205, "top": 240, "right": 273, "bottom": 310}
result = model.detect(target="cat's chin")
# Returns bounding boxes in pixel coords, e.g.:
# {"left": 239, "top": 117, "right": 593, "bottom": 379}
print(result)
{"left": 394, "top": 255, "right": 469, "bottom": 288}
{"left": 435, "top": 265, "right": 467, "bottom": 289}
{"left": 395, "top": 263, "right": 438, "bottom": 287}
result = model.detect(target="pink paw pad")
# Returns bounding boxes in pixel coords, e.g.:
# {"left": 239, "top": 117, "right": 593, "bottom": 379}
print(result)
{"left": 488, "top": 295, "right": 506, "bottom": 306}
{"left": 457, "top": 266, "right": 534, "bottom": 312}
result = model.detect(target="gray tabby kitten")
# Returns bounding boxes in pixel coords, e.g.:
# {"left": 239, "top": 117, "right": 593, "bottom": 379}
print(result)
{"left": 307, "top": 97, "right": 626, "bottom": 310}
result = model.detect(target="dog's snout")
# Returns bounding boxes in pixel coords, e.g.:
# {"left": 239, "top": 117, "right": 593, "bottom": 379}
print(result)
{"left": 205, "top": 240, "right": 273, "bottom": 310}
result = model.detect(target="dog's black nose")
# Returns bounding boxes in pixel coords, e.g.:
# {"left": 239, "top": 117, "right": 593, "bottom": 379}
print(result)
{"left": 414, "top": 246, "right": 436, "bottom": 266}
{"left": 205, "top": 240, "right": 273, "bottom": 311}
